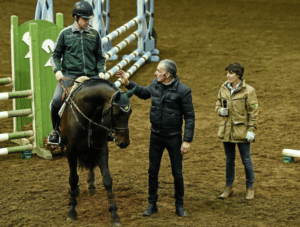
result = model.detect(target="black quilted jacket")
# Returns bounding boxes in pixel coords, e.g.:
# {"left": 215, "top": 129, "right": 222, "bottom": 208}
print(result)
{"left": 126, "top": 75, "right": 195, "bottom": 142}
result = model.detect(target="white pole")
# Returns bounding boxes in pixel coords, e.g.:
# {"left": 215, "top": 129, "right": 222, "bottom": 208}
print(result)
{"left": 282, "top": 149, "right": 300, "bottom": 158}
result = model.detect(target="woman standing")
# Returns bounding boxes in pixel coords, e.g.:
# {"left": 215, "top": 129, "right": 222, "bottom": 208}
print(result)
{"left": 215, "top": 62, "right": 258, "bottom": 200}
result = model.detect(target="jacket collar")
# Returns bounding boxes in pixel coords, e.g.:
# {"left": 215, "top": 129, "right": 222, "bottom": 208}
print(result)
{"left": 71, "top": 22, "right": 92, "bottom": 33}
{"left": 223, "top": 79, "right": 246, "bottom": 89}
{"left": 155, "top": 75, "right": 179, "bottom": 91}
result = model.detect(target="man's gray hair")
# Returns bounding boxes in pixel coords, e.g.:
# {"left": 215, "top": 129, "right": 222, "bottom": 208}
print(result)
{"left": 159, "top": 59, "right": 177, "bottom": 78}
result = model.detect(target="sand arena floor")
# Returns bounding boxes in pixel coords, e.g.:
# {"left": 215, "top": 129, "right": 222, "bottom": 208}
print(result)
{"left": 1, "top": 0, "right": 300, "bottom": 226}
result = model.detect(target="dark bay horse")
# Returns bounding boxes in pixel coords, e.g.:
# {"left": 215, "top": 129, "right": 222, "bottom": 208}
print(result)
{"left": 59, "top": 78, "right": 135, "bottom": 226}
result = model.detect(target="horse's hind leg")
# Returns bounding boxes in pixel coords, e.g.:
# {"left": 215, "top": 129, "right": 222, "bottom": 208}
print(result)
{"left": 87, "top": 168, "right": 96, "bottom": 194}
{"left": 67, "top": 155, "right": 79, "bottom": 220}
{"left": 98, "top": 147, "right": 121, "bottom": 226}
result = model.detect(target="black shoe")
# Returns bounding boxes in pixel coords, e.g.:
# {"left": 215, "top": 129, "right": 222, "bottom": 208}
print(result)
{"left": 48, "top": 131, "right": 60, "bottom": 144}
{"left": 176, "top": 206, "right": 188, "bottom": 217}
{"left": 143, "top": 204, "right": 158, "bottom": 216}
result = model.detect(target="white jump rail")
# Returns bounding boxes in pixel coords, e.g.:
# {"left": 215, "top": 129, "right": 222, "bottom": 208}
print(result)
{"left": 282, "top": 149, "right": 300, "bottom": 158}
{"left": 0, "top": 87, "right": 34, "bottom": 156}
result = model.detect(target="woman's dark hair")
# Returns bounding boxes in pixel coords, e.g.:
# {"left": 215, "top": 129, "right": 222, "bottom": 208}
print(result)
{"left": 225, "top": 62, "right": 244, "bottom": 78}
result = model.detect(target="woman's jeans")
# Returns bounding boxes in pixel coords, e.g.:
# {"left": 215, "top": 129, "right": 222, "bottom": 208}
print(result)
{"left": 223, "top": 142, "right": 255, "bottom": 189}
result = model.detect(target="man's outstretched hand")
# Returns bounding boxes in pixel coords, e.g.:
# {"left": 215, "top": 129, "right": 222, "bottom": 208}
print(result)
{"left": 116, "top": 70, "right": 129, "bottom": 86}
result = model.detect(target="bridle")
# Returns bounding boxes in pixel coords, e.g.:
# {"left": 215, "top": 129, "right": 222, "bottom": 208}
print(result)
{"left": 60, "top": 78, "right": 130, "bottom": 148}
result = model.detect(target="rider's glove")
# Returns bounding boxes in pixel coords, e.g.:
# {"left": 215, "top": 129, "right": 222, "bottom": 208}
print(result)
{"left": 99, "top": 72, "right": 105, "bottom": 79}
{"left": 55, "top": 71, "right": 64, "bottom": 82}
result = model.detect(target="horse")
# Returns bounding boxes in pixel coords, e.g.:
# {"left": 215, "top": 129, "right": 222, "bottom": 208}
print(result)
{"left": 59, "top": 78, "right": 135, "bottom": 226}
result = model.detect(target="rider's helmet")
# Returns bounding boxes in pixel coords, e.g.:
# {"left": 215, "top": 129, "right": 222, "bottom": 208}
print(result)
{"left": 72, "top": 1, "right": 94, "bottom": 19}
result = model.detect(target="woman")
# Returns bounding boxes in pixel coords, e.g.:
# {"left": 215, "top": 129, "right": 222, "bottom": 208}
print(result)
{"left": 215, "top": 62, "right": 258, "bottom": 200}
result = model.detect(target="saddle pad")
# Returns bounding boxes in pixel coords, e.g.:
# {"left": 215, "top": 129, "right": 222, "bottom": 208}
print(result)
{"left": 59, "top": 76, "right": 90, "bottom": 117}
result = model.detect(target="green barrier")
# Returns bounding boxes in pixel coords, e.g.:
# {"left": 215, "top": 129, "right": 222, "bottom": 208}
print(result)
{"left": 9, "top": 13, "right": 64, "bottom": 159}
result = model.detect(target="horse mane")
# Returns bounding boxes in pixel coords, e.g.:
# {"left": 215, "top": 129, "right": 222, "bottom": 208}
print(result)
{"left": 70, "top": 78, "right": 119, "bottom": 98}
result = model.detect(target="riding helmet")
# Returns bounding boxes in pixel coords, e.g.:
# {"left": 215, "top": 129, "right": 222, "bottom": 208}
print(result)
{"left": 72, "top": 1, "right": 94, "bottom": 19}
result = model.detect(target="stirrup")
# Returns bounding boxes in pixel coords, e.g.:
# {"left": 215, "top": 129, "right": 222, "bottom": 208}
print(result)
{"left": 47, "top": 130, "right": 61, "bottom": 145}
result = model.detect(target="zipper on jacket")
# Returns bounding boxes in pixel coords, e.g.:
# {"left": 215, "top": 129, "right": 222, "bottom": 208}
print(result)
{"left": 81, "top": 33, "right": 87, "bottom": 76}
{"left": 160, "top": 84, "right": 163, "bottom": 129}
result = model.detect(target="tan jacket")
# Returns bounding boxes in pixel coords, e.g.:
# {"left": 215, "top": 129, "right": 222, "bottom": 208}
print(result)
{"left": 215, "top": 80, "right": 258, "bottom": 143}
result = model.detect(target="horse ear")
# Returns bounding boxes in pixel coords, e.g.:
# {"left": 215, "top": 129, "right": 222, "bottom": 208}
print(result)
{"left": 126, "top": 86, "right": 137, "bottom": 99}
{"left": 114, "top": 90, "right": 121, "bottom": 102}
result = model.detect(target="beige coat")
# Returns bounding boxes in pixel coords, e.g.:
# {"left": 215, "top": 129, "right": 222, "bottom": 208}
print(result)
{"left": 215, "top": 80, "right": 258, "bottom": 143}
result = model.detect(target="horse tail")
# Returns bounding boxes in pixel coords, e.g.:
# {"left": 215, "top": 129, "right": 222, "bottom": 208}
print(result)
{"left": 78, "top": 152, "right": 101, "bottom": 170}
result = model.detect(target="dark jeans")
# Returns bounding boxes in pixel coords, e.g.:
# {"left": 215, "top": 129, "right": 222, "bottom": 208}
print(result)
{"left": 148, "top": 132, "right": 184, "bottom": 207}
{"left": 223, "top": 142, "right": 255, "bottom": 189}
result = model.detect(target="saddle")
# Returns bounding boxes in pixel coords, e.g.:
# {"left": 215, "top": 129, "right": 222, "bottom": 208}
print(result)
{"left": 59, "top": 76, "right": 90, "bottom": 117}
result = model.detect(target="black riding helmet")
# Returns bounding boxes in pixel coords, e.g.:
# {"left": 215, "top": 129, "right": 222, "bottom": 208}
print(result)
{"left": 72, "top": 1, "right": 94, "bottom": 19}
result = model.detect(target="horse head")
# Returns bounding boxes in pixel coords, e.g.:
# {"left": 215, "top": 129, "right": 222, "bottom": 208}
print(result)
{"left": 102, "top": 86, "right": 137, "bottom": 149}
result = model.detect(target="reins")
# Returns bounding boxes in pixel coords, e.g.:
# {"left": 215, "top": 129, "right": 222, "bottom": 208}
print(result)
{"left": 62, "top": 76, "right": 81, "bottom": 83}
{"left": 59, "top": 77, "right": 110, "bottom": 132}
{"left": 59, "top": 77, "right": 129, "bottom": 149}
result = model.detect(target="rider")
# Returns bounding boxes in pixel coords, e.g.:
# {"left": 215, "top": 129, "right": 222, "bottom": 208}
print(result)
{"left": 48, "top": 1, "right": 106, "bottom": 144}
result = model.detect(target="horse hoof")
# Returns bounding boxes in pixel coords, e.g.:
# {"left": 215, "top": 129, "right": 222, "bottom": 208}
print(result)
{"left": 111, "top": 218, "right": 122, "bottom": 227}
{"left": 67, "top": 208, "right": 77, "bottom": 220}
{"left": 88, "top": 188, "right": 97, "bottom": 195}
{"left": 66, "top": 217, "right": 77, "bottom": 221}
{"left": 88, "top": 183, "right": 96, "bottom": 190}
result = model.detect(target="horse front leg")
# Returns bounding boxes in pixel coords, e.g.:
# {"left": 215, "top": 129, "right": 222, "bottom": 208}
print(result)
{"left": 87, "top": 167, "right": 96, "bottom": 194}
{"left": 67, "top": 155, "right": 80, "bottom": 220}
{"left": 98, "top": 146, "right": 121, "bottom": 226}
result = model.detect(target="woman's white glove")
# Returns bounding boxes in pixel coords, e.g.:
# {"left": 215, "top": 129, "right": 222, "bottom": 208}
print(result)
{"left": 55, "top": 71, "right": 64, "bottom": 82}
{"left": 246, "top": 131, "right": 255, "bottom": 142}
{"left": 220, "top": 108, "right": 228, "bottom": 116}
{"left": 99, "top": 72, "right": 105, "bottom": 79}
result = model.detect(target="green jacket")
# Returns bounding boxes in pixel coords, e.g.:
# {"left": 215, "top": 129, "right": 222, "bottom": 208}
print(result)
{"left": 50, "top": 23, "right": 106, "bottom": 77}
{"left": 215, "top": 80, "right": 258, "bottom": 143}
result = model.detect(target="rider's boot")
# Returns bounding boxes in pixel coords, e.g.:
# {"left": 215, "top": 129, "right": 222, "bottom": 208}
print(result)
{"left": 48, "top": 105, "right": 61, "bottom": 145}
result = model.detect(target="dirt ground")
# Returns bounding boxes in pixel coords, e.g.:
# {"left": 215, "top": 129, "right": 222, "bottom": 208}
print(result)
{"left": 1, "top": 0, "right": 300, "bottom": 226}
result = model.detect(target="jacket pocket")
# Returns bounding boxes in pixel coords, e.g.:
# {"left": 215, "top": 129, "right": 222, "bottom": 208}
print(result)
{"left": 217, "top": 121, "right": 226, "bottom": 139}
{"left": 232, "top": 120, "right": 247, "bottom": 140}
{"left": 164, "top": 111, "right": 182, "bottom": 129}
{"left": 150, "top": 106, "right": 159, "bottom": 128}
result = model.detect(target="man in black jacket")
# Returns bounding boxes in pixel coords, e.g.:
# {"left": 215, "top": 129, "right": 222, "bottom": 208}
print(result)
{"left": 116, "top": 59, "right": 195, "bottom": 217}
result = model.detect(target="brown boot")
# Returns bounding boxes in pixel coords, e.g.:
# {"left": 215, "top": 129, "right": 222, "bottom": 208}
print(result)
{"left": 218, "top": 186, "right": 233, "bottom": 199}
{"left": 246, "top": 188, "right": 254, "bottom": 200}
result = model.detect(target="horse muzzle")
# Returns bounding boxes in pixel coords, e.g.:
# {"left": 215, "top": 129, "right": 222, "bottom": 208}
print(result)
{"left": 116, "top": 140, "right": 130, "bottom": 149}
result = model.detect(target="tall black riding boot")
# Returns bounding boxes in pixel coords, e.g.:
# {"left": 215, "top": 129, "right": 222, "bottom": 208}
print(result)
{"left": 48, "top": 105, "right": 61, "bottom": 144}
